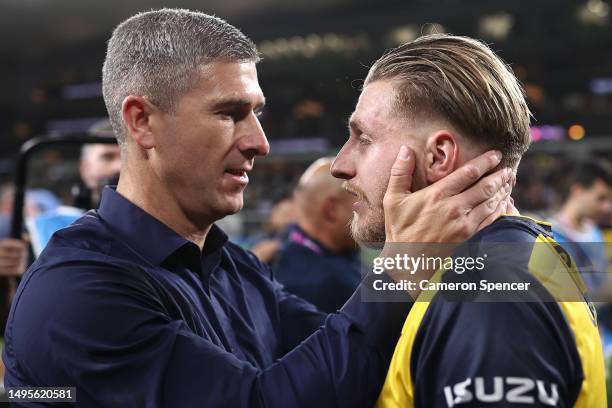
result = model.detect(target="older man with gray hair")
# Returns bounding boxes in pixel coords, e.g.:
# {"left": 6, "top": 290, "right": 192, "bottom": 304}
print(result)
{"left": 3, "top": 9, "right": 512, "bottom": 407}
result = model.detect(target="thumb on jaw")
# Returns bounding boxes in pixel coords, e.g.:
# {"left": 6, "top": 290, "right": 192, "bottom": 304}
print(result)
{"left": 386, "top": 145, "right": 416, "bottom": 196}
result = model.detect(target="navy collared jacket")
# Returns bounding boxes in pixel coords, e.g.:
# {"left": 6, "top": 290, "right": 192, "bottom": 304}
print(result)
{"left": 3, "top": 188, "right": 411, "bottom": 407}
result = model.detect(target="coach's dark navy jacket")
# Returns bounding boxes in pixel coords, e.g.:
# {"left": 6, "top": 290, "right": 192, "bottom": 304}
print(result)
{"left": 3, "top": 187, "right": 412, "bottom": 407}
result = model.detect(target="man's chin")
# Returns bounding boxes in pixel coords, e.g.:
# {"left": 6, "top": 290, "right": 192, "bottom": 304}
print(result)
{"left": 217, "top": 194, "right": 244, "bottom": 217}
{"left": 350, "top": 217, "right": 386, "bottom": 248}
{"left": 357, "top": 240, "right": 385, "bottom": 250}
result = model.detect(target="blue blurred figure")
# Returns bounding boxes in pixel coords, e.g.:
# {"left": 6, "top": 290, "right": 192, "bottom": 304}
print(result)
{"left": 551, "top": 161, "right": 611, "bottom": 296}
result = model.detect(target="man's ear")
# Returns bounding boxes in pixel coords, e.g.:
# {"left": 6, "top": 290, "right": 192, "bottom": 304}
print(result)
{"left": 321, "top": 195, "right": 338, "bottom": 223}
{"left": 121, "top": 95, "right": 157, "bottom": 150}
{"left": 423, "top": 131, "right": 459, "bottom": 184}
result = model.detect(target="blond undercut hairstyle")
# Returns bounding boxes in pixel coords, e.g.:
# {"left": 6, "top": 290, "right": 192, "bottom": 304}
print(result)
{"left": 365, "top": 34, "right": 532, "bottom": 168}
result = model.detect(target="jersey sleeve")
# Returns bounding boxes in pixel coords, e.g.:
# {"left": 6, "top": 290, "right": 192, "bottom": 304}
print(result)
{"left": 410, "top": 299, "right": 583, "bottom": 408}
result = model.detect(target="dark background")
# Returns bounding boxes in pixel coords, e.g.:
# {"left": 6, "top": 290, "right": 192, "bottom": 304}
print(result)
{"left": 1, "top": 0, "right": 611, "bottom": 219}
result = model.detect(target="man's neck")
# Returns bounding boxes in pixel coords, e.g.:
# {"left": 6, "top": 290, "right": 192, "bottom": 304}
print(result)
{"left": 117, "top": 170, "right": 212, "bottom": 250}
{"left": 298, "top": 220, "right": 344, "bottom": 254}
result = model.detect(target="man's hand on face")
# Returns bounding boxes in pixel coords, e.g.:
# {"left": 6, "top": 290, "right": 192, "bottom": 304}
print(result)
{"left": 383, "top": 146, "right": 513, "bottom": 244}
{"left": 380, "top": 146, "right": 513, "bottom": 300}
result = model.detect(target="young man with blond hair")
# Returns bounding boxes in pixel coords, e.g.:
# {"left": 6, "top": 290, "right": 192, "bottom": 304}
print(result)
{"left": 331, "top": 34, "right": 606, "bottom": 407}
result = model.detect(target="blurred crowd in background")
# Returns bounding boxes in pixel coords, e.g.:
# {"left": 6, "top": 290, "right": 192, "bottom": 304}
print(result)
{"left": 0, "top": 0, "right": 612, "bottom": 400}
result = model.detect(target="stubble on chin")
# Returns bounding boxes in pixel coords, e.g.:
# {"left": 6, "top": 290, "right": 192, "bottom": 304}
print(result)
{"left": 350, "top": 207, "right": 386, "bottom": 246}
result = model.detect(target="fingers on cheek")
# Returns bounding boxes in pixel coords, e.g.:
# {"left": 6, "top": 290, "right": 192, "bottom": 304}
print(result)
{"left": 492, "top": 184, "right": 509, "bottom": 207}
{"left": 447, "top": 202, "right": 463, "bottom": 219}
{"left": 464, "top": 165, "right": 481, "bottom": 180}
{"left": 483, "top": 180, "right": 498, "bottom": 197}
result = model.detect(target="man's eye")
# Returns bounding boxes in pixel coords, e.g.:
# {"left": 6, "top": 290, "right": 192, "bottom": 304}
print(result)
{"left": 219, "top": 110, "right": 257, "bottom": 121}
{"left": 358, "top": 136, "right": 371, "bottom": 145}
{"left": 219, "top": 112, "right": 238, "bottom": 120}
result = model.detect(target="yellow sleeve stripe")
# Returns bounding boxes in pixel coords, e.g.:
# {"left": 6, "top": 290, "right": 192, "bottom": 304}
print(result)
{"left": 529, "top": 235, "right": 606, "bottom": 408}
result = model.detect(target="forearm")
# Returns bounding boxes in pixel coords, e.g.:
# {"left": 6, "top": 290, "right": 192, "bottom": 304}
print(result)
{"left": 203, "top": 274, "right": 413, "bottom": 408}
{"left": 264, "top": 273, "right": 412, "bottom": 407}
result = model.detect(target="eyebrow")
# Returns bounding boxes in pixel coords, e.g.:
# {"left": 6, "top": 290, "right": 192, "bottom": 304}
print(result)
{"left": 348, "top": 115, "right": 371, "bottom": 135}
{"left": 211, "top": 97, "right": 266, "bottom": 111}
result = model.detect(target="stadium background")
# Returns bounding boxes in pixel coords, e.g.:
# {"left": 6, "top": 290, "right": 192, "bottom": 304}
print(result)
{"left": 1, "top": 0, "right": 611, "bottom": 228}
{"left": 0, "top": 0, "right": 611, "bottom": 402}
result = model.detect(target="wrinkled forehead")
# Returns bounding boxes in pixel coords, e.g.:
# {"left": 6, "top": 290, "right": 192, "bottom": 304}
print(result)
{"left": 196, "top": 61, "right": 265, "bottom": 106}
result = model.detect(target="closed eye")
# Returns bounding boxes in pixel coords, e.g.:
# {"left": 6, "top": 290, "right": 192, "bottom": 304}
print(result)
{"left": 358, "top": 135, "right": 372, "bottom": 146}
{"left": 218, "top": 108, "right": 249, "bottom": 122}
{"left": 212, "top": 97, "right": 266, "bottom": 122}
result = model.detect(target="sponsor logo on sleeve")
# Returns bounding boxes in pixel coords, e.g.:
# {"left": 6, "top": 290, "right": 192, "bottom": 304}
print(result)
{"left": 443, "top": 377, "right": 559, "bottom": 407}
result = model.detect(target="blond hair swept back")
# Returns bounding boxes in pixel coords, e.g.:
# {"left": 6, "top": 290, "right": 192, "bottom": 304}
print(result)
{"left": 365, "top": 34, "right": 532, "bottom": 167}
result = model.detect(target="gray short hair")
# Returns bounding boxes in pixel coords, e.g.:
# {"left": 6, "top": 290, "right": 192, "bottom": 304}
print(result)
{"left": 102, "top": 9, "right": 259, "bottom": 145}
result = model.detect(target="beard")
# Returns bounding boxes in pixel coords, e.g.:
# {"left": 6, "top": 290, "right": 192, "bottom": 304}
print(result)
{"left": 343, "top": 181, "right": 387, "bottom": 246}
{"left": 350, "top": 205, "right": 386, "bottom": 246}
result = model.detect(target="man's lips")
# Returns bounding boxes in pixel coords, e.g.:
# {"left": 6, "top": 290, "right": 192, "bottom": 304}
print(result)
{"left": 352, "top": 201, "right": 364, "bottom": 212}
{"left": 343, "top": 183, "right": 368, "bottom": 211}
{"left": 343, "top": 183, "right": 365, "bottom": 201}
{"left": 224, "top": 166, "right": 252, "bottom": 184}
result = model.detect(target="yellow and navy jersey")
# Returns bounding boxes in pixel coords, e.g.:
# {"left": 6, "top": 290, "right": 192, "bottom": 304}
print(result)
{"left": 377, "top": 215, "right": 606, "bottom": 408}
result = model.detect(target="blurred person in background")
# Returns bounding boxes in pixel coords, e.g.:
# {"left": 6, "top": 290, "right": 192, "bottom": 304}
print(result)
{"left": 2, "top": 10, "right": 512, "bottom": 407}
{"left": 0, "top": 183, "right": 59, "bottom": 282}
{"left": 330, "top": 34, "right": 605, "bottom": 407}
{"left": 0, "top": 184, "right": 59, "bottom": 239}
{"left": 248, "top": 195, "right": 297, "bottom": 263}
{"left": 0, "top": 183, "right": 61, "bottom": 383}
{"left": 26, "top": 119, "right": 121, "bottom": 257}
{"left": 0, "top": 123, "right": 119, "bottom": 387}
{"left": 74, "top": 119, "right": 122, "bottom": 208}
{"left": 551, "top": 161, "right": 612, "bottom": 296}
{"left": 554, "top": 161, "right": 612, "bottom": 396}
{"left": 274, "top": 157, "right": 360, "bottom": 312}
{"left": 0, "top": 120, "right": 120, "bottom": 328}
{"left": 0, "top": 184, "right": 28, "bottom": 278}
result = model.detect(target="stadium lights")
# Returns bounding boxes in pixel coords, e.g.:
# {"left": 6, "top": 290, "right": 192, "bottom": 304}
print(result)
{"left": 422, "top": 23, "right": 446, "bottom": 36}
{"left": 478, "top": 13, "right": 514, "bottom": 41}
{"left": 578, "top": 0, "right": 610, "bottom": 25}
{"left": 587, "top": 0, "right": 610, "bottom": 16}
{"left": 387, "top": 25, "right": 418, "bottom": 46}
{"left": 568, "top": 124, "right": 586, "bottom": 140}
{"left": 258, "top": 33, "right": 370, "bottom": 59}
{"left": 590, "top": 77, "right": 612, "bottom": 94}
{"left": 530, "top": 125, "right": 588, "bottom": 142}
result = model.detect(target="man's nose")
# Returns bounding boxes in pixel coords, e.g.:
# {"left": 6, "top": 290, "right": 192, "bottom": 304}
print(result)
{"left": 237, "top": 112, "right": 270, "bottom": 157}
{"left": 331, "top": 143, "right": 356, "bottom": 180}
